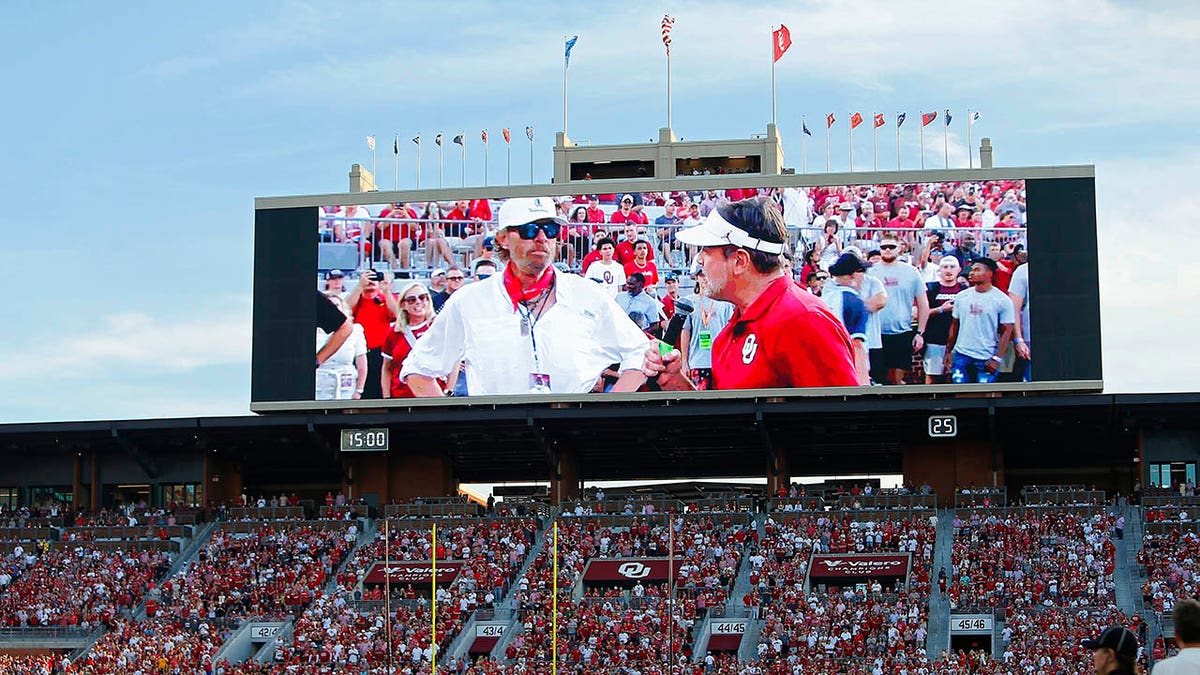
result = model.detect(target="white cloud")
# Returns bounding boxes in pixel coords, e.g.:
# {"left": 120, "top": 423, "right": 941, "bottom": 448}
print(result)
{"left": 0, "top": 298, "right": 252, "bottom": 382}
{"left": 1095, "top": 145, "right": 1200, "bottom": 391}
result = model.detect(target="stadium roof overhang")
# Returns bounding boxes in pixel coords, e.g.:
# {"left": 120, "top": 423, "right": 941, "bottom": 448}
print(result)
{"left": 1, "top": 393, "right": 1196, "bottom": 483}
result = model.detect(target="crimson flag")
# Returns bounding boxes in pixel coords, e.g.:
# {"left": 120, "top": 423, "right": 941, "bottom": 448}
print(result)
{"left": 921, "top": 111, "right": 937, "bottom": 127}
{"left": 826, "top": 113, "right": 835, "bottom": 128}
{"left": 502, "top": 128, "right": 511, "bottom": 144}
{"left": 874, "top": 113, "right": 885, "bottom": 128}
{"left": 481, "top": 130, "right": 488, "bottom": 144}
{"left": 773, "top": 25, "right": 792, "bottom": 63}
{"left": 850, "top": 112, "right": 864, "bottom": 129}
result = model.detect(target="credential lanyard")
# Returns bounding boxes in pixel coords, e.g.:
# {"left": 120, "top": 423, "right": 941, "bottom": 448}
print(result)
{"left": 515, "top": 279, "right": 554, "bottom": 371}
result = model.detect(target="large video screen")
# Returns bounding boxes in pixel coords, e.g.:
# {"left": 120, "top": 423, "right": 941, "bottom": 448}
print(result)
{"left": 252, "top": 172, "right": 1100, "bottom": 408}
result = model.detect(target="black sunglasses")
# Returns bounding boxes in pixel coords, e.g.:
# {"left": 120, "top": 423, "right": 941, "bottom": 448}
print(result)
{"left": 402, "top": 293, "right": 430, "bottom": 303}
{"left": 509, "top": 220, "right": 561, "bottom": 240}
{"left": 880, "top": 244, "right": 899, "bottom": 250}
{"left": 446, "top": 275, "right": 465, "bottom": 281}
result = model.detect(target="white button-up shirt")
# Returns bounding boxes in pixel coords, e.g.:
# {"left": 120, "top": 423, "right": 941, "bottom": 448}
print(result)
{"left": 399, "top": 269, "right": 648, "bottom": 395}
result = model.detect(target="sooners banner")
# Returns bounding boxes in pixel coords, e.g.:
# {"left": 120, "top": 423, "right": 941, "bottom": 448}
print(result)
{"left": 808, "top": 553, "right": 911, "bottom": 579}
{"left": 582, "top": 558, "right": 685, "bottom": 583}
{"left": 363, "top": 561, "right": 465, "bottom": 585}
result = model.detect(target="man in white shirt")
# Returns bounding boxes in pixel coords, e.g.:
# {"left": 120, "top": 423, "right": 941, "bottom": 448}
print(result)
{"left": 1154, "top": 599, "right": 1200, "bottom": 674}
{"left": 401, "top": 198, "right": 648, "bottom": 396}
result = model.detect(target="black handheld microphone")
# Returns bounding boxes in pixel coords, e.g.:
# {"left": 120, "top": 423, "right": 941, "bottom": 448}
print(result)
{"left": 647, "top": 297, "right": 694, "bottom": 390}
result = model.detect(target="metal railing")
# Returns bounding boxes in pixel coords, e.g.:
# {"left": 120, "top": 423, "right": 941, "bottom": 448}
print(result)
{"left": 321, "top": 211, "right": 1029, "bottom": 281}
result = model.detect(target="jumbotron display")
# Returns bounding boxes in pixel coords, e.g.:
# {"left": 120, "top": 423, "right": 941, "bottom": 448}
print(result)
{"left": 251, "top": 170, "right": 1100, "bottom": 409}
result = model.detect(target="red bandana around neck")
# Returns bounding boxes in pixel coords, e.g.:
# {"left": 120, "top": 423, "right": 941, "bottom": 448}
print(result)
{"left": 502, "top": 262, "right": 555, "bottom": 310}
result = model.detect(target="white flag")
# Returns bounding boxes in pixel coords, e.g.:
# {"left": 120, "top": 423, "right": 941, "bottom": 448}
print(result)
{"left": 366, "top": 135, "right": 376, "bottom": 150}
{"left": 969, "top": 111, "right": 981, "bottom": 126}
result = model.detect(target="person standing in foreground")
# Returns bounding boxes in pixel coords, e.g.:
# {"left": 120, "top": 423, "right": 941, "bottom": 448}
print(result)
{"left": 1083, "top": 625, "right": 1140, "bottom": 674}
{"left": 642, "top": 198, "right": 859, "bottom": 390}
{"left": 400, "top": 197, "right": 648, "bottom": 396}
{"left": 1153, "top": 599, "right": 1200, "bottom": 673}
{"left": 943, "top": 257, "right": 1015, "bottom": 384}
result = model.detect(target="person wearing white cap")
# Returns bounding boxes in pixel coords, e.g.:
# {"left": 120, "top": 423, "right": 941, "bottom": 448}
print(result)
{"left": 400, "top": 197, "right": 649, "bottom": 396}
{"left": 642, "top": 198, "right": 859, "bottom": 391}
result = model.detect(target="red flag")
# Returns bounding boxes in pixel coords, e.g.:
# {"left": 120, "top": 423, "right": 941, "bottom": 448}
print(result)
{"left": 826, "top": 113, "right": 836, "bottom": 128}
{"left": 850, "top": 112, "right": 864, "bottom": 129}
{"left": 772, "top": 25, "right": 792, "bottom": 63}
{"left": 502, "top": 128, "right": 511, "bottom": 144}
{"left": 661, "top": 15, "right": 675, "bottom": 55}
{"left": 921, "top": 111, "right": 937, "bottom": 127}
{"left": 481, "top": 130, "right": 488, "bottom": 144}
{"left": 874, "top": 113, "right": 885, "bottom": 128}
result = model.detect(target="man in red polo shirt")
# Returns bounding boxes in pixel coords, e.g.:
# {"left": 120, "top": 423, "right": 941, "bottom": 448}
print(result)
{"left": 643, "top": 198, "right": 859, "bottom": 390}
{"left": 345, "top": 270, "right": 398, "bottom": 398}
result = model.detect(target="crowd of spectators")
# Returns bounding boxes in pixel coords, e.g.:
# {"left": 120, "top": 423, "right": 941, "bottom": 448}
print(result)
{"left": 1139, "top": 530, "right": 1198, "bottom": 613}
{"left": 156, "top": 523, "right": 353, "bottom": 622}
{"left": 0, "top": 545, "right": 170, "bottom": 627}
{"left": 948, "top": 509, "right": 1115, "bottom": 611}
{"left": 503, "top": 513, "right": 751, "bottom": 670}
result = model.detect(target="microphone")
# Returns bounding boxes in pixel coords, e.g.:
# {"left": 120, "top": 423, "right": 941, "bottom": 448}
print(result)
{"left": 647, "top": 297, "right": 693, "bottom": 391}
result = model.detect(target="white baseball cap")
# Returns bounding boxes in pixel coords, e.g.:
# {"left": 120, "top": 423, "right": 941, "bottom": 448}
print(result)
{"left": 497, "top": 197, "right": 568, "bottom": 229}
{"left": 675, "top": 208, "right": 786, "bottom": 254}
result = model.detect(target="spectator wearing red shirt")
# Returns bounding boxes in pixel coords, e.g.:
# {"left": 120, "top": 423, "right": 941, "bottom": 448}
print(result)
{"left": 645, "top": 198, "right": 859, "bottom": 390}
{"left": 615, "top": 222, "right": 655, "bottom": 265}
{"left": 661, "top": 273, "right": 680, "bottom": 318}
{"left": 345, "top": 270, "right": 398, "bottom": 399}
{"left": 375, "top": 202, "right": 420, "bottom": 270}
{"left": 610, "top": 194, "right": 648, "bottom": 227}
{"left": 382, "top": 281, "right": 441, "bottom": 399}
{"left": 623, "top": 240, "right": 660, "bottom": 291}
{"left": 888, "top": 204, "right": 917, "bottom": 230}
{"left": 585, "top": 195, "right": 606, "bottom": 223}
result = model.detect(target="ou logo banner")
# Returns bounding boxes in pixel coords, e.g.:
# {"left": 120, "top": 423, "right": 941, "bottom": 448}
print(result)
{"left": 618, "top": 562, "right": 652, "bottom": 579}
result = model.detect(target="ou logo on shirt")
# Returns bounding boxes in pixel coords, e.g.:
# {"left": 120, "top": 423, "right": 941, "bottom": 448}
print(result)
{"left": 604, "top": 271, "right": 613, "bottom": 283}
{"left": 742, "top": 334, "right": 759, "bottom": 364}
{"left": 617, "top": 562, "right": 652, "bottom": 579}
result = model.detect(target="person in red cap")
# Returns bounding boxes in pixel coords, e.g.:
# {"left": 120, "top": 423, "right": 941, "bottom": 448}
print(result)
{"left": 642, "top": 197, "right": 859, "bottom": 390}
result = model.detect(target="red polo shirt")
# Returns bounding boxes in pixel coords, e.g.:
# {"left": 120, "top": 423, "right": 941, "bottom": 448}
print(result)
{"left": 712, "top": 276, "right": 859, "bottom": 390}
{"left": 352, "top": 294, "right": 393, "bottom": 349}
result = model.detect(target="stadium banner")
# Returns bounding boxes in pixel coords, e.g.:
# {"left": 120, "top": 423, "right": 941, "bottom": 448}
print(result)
{"left": 582, "top": 558, "right": 685, "bottom": 583}
{"left": 363, "top": 560, "right": 465, "bottom": 585}
{"left": 252, "top": 168, "right": 1102, "bottom": 409}
{"left": 808, "top": 553, "right": 912, "bottom": 579}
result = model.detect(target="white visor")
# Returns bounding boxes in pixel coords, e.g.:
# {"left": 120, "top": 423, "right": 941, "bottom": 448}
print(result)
{"left": 675, "top": 208, "right": 786, "bottom": 255}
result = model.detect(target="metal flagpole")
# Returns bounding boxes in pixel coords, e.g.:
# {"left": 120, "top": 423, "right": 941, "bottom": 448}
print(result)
{"left": 873, "top": 118, "right": 878, "bottom": 172}
{"left": 968, "top": 110, "right": 974, "bottom": 169}
{"left": 415, "top": 135, "right": 422, "bottom": 189}
{"left": 668, "top": 518, "right": 675, "bottom": 671}
{"left": 484, "top": 132, "right": 489, "bottom": 187}
{"left": 553, "top": 521, "right": 558, "bottom": 675}
{"left": 431, "top": 522, "right": 437, "bottom": 675}
{"left": 507, "top": 141, "right": 511, "bottom": 185}
{"left": 802, "top": 116, "right": 808, "bottom": 174}
{"left": 461, "top": 134, "right": 466, "bottom": 187}
{"left": 920, "top": 122, "right": 925, "bottom": 170}
{"left": 897, "top": 116, "right": 902, "bottom": 170}
{"left": 849, "top": 115, "right": 854, "bottom": 172}
{"left": 528, "top": 128, "right": 534, "bottom": 183}
{"left": 385, "top": 517, "right": 392, "bottom": 674}
{"left": 944, "top": 110, "right": 950, "bottom": 168}
{"left": 394, "top": 135, "right": 399, "bottom": 190}
{"left": 438, "top": 135, "right": 444, "bottom": 188}
{"left": 666, "top": 46, "right": 672, "bottom": 130}
{"left": 563, "top": 35, "right": 569, "bottom": 138}
{"left": 770, "top": 26, "right": 776, "bottom": 127}
{"left": 825, "top": 120, "right": 830, "bottom": 172}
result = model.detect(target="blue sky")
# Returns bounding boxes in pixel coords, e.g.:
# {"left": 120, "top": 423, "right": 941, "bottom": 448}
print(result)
{"left": 1, "top": 1, "right": 1197, "bottom": 423}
